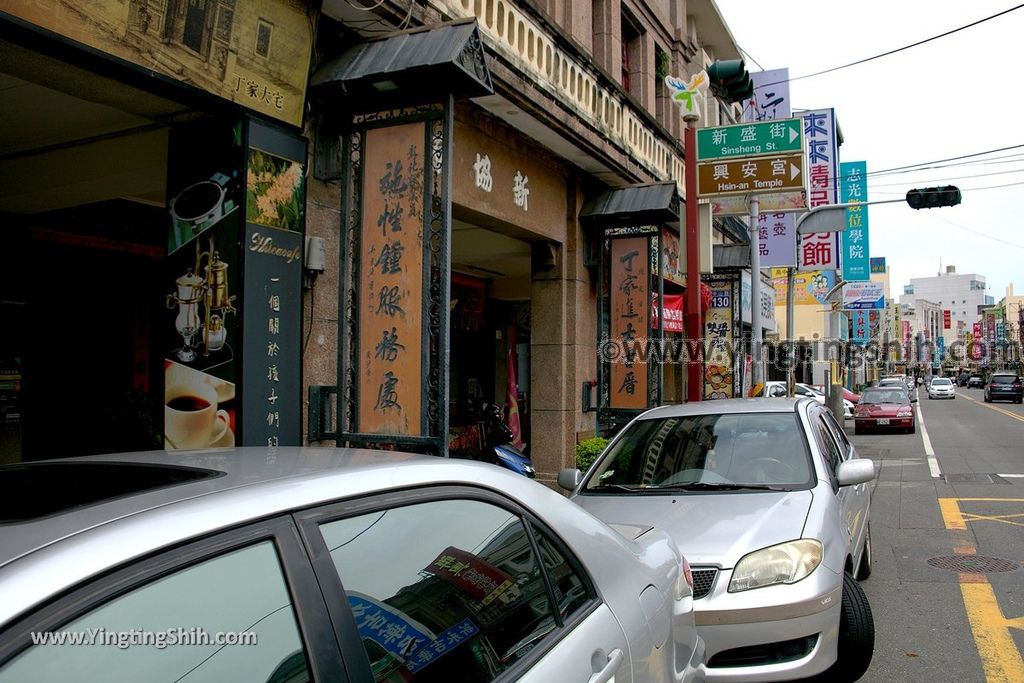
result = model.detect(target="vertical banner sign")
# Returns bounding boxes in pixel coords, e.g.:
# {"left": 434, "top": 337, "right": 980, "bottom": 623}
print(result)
{"left": 852, "top": 311, "right": 869, "bottom": 345}
{"left": 702, "top": 278, "right": 735, "bottom": 399}
{"left": 745, "top": 69, "right": 798, "bottom": 267}
{"left": 870, "top": 257, "right": 886, "bottom": 274}
{"left": 973, "top": 321, "right": 984, "bottom": 360}
{"left": 943, "top": 310, "right": 951, "bottom": 329}
{"left": 164, "top": 121, "right": 244, "bottom": 451}
{"left": 610, "top": 238, "right": 649, "bottom": 409}
{"left": 841, "top": 161, "right": 870, "bottom": 281}
{"left": 798, "top": 109, "right": 840, "bottom": 271}
{"left": 358, "top": 124, "right": 426, "bottom": 435}
{"left": 241, "top": 121, "right": 306, "bottom": 447}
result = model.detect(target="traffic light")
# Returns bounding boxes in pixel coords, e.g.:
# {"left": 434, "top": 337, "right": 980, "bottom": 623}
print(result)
{"left": 705, "top": 59, "right": 753, "bottom": 103}
{"left": 905, "top": 185, "right": 962, "bottom": 209}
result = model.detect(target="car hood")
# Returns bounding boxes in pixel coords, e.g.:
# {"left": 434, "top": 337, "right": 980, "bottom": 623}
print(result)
{"left": 572, "top": 490, "right": 812, "bottom": 568}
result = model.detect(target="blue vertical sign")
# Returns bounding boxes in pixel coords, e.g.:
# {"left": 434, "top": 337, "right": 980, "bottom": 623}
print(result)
{"left": 841, "top": 161, "right": 869, "bottom": 281}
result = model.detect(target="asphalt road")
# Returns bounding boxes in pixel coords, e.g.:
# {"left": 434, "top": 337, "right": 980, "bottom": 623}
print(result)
{"left": 852, "top": 386, "right": 1024, "bottom": 683}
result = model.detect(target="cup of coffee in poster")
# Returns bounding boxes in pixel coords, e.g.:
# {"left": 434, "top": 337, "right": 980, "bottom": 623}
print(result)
{"left": 165, "top": 381, "right": 230, "bottom": 449}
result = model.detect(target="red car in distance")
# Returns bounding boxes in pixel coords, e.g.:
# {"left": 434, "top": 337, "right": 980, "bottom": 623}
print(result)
{"left": 854, "top": 386, "right": 916, "bottom": 435}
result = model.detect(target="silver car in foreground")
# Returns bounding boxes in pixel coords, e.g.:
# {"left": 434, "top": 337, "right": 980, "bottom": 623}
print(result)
{"left": 561, "top": 399, "right": 875, "bottom": 682}
{"left": 0, "top": 449, "right": 705, "bottom": 683}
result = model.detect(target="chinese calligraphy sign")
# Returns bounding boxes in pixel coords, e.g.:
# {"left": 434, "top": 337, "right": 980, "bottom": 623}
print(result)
{"left": 358, "top": 123, "right": 425, "bottom": 436}
{"left": 841, "top": 161, "right": 870, "bottom": 281}
{"left": 609, "top": 238, "right": 649, "bottom": 410}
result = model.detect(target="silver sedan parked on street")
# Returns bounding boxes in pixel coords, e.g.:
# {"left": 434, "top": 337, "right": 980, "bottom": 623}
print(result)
{"left": 561, "top": 399, "right": 876, "bottom": 682}
{"left": 0, "top": 449, "right": 705, "bottom": 683}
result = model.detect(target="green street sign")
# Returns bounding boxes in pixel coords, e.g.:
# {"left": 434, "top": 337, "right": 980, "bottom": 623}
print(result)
{"left": 696, "top": 118, "right": 803, "bottom": 162}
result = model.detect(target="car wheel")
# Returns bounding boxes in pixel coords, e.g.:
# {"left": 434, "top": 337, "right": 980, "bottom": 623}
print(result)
{"left": 856, "top": 524, "right": 872, "bottom": 581}
{"left": 909, "top": 424, "right": 916, "bottom": 434}
{"left": 854, "top": 425, "right": 862, "bottom": 435}
{"left": 824, "top": 572, "right": 875, "bottom": 682}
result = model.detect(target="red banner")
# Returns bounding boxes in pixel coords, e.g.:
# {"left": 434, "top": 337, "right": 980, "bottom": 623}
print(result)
{"left": 425, "top": 546, "right": 518, "bottom": 606}
{"left": 651, "top": 294, "right": 685, "bottom": 333}
{"left": 943, "top": 310, "right": 951, "bottom": 329}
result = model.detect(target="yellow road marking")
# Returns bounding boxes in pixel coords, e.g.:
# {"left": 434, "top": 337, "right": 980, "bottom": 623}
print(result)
{"left": 960, "top": 583, "right": 1024, "bottom": 682}
{"left": 961, "top": 512, "right": 1024, "bottom": 528}
{"left": 939, "top": 497, "right": 1024, "bottom": 681}
{"left": 939, "top": 497, "right": 967, "bottom": 530}
{"left": 959, "top": 393, "right": 1024, "bottom": 423}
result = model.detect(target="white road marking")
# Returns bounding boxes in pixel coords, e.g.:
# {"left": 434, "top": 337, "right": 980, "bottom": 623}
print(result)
{"left": 917, "top": 404, "right": 941, "bottom": 477}
{"left": 997, "top": 474, "right": 1024, "bottom": 478}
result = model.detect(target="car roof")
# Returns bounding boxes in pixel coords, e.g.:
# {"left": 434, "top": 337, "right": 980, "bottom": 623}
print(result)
{"left": 635, "top": 398, "right": 808, "bottom": 420}
{"left": 0, "top": 448, "right": 568, "bottom": 625}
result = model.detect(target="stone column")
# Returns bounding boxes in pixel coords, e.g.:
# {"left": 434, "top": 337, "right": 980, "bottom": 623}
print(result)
{"left": 529, "top": 178, "right": 595, "bottom": 487}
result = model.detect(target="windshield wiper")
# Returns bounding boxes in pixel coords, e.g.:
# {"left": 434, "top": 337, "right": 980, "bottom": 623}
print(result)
{"left": 652, "top": 482, "right": 788, "bottom": 492}
{"left": 587, "top": 483, "right": 647, "bottom": 493}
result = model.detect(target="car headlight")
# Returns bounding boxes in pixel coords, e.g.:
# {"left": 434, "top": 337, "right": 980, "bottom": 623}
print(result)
{"left": 728, "top": 539, "right": 823, "bottom": 592}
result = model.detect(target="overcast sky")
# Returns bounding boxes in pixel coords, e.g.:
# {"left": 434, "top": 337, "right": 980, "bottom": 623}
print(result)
{"left": 714, "top": 0, "right": 1024, "bottom": 303}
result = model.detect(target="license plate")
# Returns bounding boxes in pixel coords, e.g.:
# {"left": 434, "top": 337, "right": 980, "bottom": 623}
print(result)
{"left": 877, "top": 418, "right": 890, "bottom": 425}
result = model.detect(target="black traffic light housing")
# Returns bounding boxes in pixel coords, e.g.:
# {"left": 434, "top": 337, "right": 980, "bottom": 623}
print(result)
{"left": 705, "top": 59, "right": 754, "bottom": 103}
{"left": 906, "top": 185, "right": 962, "bottom": 210}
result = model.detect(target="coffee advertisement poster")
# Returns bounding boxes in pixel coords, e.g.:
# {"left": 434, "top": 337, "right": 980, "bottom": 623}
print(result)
{"left": 163, "top": 121, "right": 244, "bottom": 450}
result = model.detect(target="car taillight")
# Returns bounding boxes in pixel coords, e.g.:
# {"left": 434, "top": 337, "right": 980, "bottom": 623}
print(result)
{"left": 1014, "top": 384, "right": 1022, "bottom": 390}
{"left": 897, "top": 408, "right": 912, "bottom": 417}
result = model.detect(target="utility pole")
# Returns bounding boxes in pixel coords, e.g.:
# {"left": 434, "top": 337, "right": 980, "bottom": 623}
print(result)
{"left": 786, "top": 267, "right": 796, "bottom": 395}
{"left": 684, "top": 118, "right": 702, "bottom": 402}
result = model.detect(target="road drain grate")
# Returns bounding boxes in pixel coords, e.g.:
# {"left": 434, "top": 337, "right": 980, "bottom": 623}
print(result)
{"left": 927, "top": 555, "right": 1020, "bottom": 573}
{"left": 942, "top": 473, "right": 1010, "bottom": 484}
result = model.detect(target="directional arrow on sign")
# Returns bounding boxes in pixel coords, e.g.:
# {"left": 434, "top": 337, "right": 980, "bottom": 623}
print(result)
{"left": 696, "top": 153, "right": 806, "bottom": 198}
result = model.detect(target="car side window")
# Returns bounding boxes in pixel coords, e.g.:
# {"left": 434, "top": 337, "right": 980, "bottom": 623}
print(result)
{"left": 768, "top": 385, "right": 786, "bottom": 397}
{"left": 318, "top": 499, "right": 579, "bottom": 682}
{"left": 822, "top": 412, "right": 852, "bottom": 461}
{"left": 0, "top": 541, "right": 310, "bottom": 683}
{"left": 808, "top": 413, "right": 840, "bottom": 487}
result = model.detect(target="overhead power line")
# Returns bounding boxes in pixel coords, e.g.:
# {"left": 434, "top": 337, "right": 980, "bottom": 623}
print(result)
{"left": 757, "top": 3, "right": 1024, "bottom": 88}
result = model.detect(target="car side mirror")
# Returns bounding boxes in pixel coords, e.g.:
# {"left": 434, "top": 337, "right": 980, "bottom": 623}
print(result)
{"left": 911, "top": 394, "right": 918, "bottom": 403}
{"left": 557, "top": 468, "right": 582, "bottom": 491}
{"left": 837, "top": 459, "right": 876, "bottom": 486}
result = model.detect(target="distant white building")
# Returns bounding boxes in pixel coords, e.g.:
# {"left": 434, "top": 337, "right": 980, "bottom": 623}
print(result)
{"left": 899, "top": 265, "right": 992, "bottom": 335}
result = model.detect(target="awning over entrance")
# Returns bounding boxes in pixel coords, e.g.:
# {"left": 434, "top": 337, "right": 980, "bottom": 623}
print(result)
{"left": 580, "top": 181, "right": 681, "bottom": 227}
{"left": 310, "top": 18, "right": 493, "bottom": 102}
{"left": 713, "top": 244, "right": 751, "bottom": 270}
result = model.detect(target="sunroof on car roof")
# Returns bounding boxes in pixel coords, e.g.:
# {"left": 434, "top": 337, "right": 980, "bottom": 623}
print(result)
{"left": 0, "top": 461, "right": 223, "bottom": 523}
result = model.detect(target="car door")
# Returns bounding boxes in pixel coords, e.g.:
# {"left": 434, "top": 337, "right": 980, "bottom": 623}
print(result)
{"left": 295, "top": 487, "right": 632, "bottom": 683}
{"left": 0, "top": 518, "right": 347, "bottom": 683}
{"left": 821, "top": 411, "right": 870, "bottom": 561}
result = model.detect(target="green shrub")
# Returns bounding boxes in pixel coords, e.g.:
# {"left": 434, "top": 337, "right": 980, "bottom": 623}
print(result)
{"left": 575, "top": 437, "right": 609, "bottom": 472}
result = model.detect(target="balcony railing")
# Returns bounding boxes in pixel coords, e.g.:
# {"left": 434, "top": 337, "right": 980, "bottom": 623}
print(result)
{"left": 437, "top": 0, "right": 685, "bottom": 190}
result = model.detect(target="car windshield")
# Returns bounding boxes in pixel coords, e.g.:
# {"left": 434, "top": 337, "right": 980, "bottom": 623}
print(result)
{"left": 861, "top": 389, "right": 908, "bottom": 404}
{"left": 991, "top": 376, "right": 1018, "bottom": 384}
{"left": 931, "top": 379, "right": 952, "bottom": 386}
{"left": 583, "top": 412, "right": 813, "bottom": 492}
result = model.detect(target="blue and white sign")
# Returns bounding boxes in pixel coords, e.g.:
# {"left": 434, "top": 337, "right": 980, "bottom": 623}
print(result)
{"left": 840, "top": 161, "right": 870, "bottom": 281}
{"left": 348, "top": 592, "right": 480, "bottom": 673}
{"left": 842, "top": 281, "right": 885, "bottom": 310}
{"left": 797, "top": 109, "right": 841, "bottom": 272}
{"left": 936, "top": 336, "right": 946, "bottom": 362}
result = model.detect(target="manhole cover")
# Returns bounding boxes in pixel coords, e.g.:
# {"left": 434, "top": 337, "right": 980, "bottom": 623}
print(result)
{"left": 942, "top": 473, "right": 1010, "bottom": 484}
{"left": 927, "top": 555, "right": 1020, "bottom": 573}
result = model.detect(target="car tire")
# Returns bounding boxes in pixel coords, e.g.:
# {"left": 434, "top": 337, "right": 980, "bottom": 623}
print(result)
{"left": 909, "top": 424, "right": 916, "bottom": 434}
{"left": 823, "top": 572, "right": 875, "bottom": 682}
{"left": 856, "top": 525, "right": 872, "bottom": 581}
{"left": 854, "top": 425, "right": 862, "bottom": 435}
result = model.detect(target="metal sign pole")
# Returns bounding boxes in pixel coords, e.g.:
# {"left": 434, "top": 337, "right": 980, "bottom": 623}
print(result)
{"left": 749, "top": 195, "right": 763, "bottom": 392}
